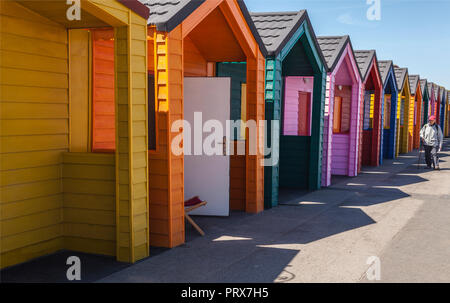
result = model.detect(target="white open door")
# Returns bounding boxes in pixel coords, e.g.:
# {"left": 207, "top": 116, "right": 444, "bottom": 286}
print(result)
{"left": 184, "top": 77, "right": 231, "bottom": 216}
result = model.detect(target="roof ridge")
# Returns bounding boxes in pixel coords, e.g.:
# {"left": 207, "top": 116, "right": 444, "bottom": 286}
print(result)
{"left": 250, "top": 10, "right": 303, "bottom": 16}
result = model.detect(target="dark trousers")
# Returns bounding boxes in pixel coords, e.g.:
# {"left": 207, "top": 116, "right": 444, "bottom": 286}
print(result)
{"left": 424, "top": 145, "right": 439, "bottom": 168}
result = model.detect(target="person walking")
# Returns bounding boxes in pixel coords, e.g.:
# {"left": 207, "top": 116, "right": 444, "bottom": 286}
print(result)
{"left": 420, "top": 115, "right": 443, "bottom": 170}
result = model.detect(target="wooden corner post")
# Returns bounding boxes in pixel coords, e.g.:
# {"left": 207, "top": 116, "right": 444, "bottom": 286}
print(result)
{"left": 114, "top": 16, "right": 150, "bottom": 263}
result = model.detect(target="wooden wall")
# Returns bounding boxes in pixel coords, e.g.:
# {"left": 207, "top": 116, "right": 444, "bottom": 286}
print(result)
{"left": 216, "top": 63, "right": 247, "bottom": 211}
{"left": 283, "top": 77, "right": 314, "bottom": 136}
{"left": 331, "top": 86, "right": 352, "bottom": 176}
{"left": 92, "top": 29, "right": 115, "bottom": 153}
{"left": 114, "top": 19, "right": 150, "bottom": 262}
{"left": 412, "top": 86, "right": 423, "bottom": 149}
{"left": 321, "top": 74, "right": 334, "bottom": 186}
{"left": 149, "top": 25, "right": 185, "bottom": 248}
{"left": 1, "top": 0, "right": 150, "bottom": 268}
{"left": 264, "top": 57, "right": 282, "bottom": 208}
{"left": 62, "top": 153, "right": 116, "bottom": 256}
{"left": 69, "top": 29, "right": 90, "bottom": 152}
{"left": 0, "top": 1, "right": 68, "bottom": 268}
{"left": 184, "top": 37, "right": 208, "bottom": 77}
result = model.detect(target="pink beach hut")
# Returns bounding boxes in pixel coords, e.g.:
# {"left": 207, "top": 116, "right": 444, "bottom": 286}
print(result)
{"left": 317, "top": 36, "right": 363, "bottom": 187}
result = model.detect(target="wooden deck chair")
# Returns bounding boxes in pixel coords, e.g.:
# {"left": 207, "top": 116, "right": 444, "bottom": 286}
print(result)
{"left": 184, "top": 196, "right": 207, "bottom": 236}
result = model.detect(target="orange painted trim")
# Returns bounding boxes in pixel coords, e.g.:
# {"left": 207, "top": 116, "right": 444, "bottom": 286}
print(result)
{"left": 181, "top": 0, "right": 256, "bottom": 58}
{"left": 148, "top": 27, "right": 160, "bottom": 155}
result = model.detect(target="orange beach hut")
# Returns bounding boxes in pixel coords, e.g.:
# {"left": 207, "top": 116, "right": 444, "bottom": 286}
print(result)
{"left": 144, "top": 0, "right": 267, "bottom": 248}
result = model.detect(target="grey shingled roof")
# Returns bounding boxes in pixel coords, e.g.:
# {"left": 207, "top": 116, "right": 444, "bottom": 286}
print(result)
{"left": 140, "top": 0, "right": 203, "bottom": 31}
{"left": 434, "top": 84, "right": 440, "bottom": 100}
{"left": 317, "top": 36, "right": 357, "bottom": 73}
{"left": 439, "top": 86, "right": 446, "bottom": 100}
{"left": 394, "top": 67, "right": 408, "bottom": 91}
{"left": 354, "top": 50, "right": 377, "bottom": 82}
{"left": 140, "top": 0, "right": 267, "bottom": 56}
{"left": 250, "top": 10, "right": 325, "bottom": 63}
{"left": 250, "top": 11, "right": 304, "bottom": 54}
{"left": 427, "top": 83, "right": 433, "bottom": 98}
{"left": 377, "top": 60, "right": 394, "bottom": 86}
{"left": 409, "top": 75, "right": 420, "bottom": 95}
{"left": 420, "top": 79, "right": 427, "bottom": 96}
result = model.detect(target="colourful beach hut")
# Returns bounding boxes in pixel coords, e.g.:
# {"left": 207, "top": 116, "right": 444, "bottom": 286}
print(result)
{"left": 354, "top": 50, "right": 382, "bottom": 168}
{"left": 446, "top": 91, "right": 450, "bottom": 137}
{"left": 249, "top": 11, "right": 327, "bottom": 208}
{"left": 434, "top": 85, "right": 441, "bottom": 125}
{"left": 0, "top": 0, "right": 150, "bottom": 268}
{"left": 409, "top": 75, "right": 423, "bottom": 150}
{"left": 393, "top": 67, "right": 412, "bottom": 155}
{"left": 145, "top": 0, "right": 267, "bottom": 248}
{"left": 428, "top": 82, "right": 437, "bottom": 117}
{"left": 419, "top": 79, "right": 430, "bottom": 125}
{"left": 317, "top": 36, "right": 362, "bottom": 186}
{"left": 439, "top": 86, "right": 446, "bottom": 131}
{"left": 377, "top": 60, "right": 398, "bottom": 161}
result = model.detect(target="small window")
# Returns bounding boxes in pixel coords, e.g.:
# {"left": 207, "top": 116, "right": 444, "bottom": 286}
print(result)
{"left": 240, "top": 83, "right": 247, "bottom": 140}
{"left": 282, "top": 90, "right": 312, "bottom": 136}
{"left": 148, "top": 72, "right": 156, "bottom": 151}
{"left": 334, "top": 86, "right": 351, "bottom": 134}
{"left": 92, "top": 29, "right": 115, "bottom": 153}
{"left": 363, "top": 92, "right": 372, "bottom": 130}
{"left": 384, "top": 94, "right": 391, "bottom": 129}
{"left": 414, "top": 98, "right": 418, "bottom": 126}
{"left": 369, "top": 94, "right": 375, "bottom": 129}
{"left": 400, "top": 97, "right": 405, "bottom": 126}
{"left": 333, "top": 96, "right": 342, "bottom": 134}
{"left": 297, "top": 92, "right": 311, "bottom": 136}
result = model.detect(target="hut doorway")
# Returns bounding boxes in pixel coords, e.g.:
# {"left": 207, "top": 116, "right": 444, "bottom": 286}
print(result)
{"left": 279, "top": 76, "right": 314, "bottom": 188}
{"left": 183, "top": 77, "right": 231, "bottom": 216}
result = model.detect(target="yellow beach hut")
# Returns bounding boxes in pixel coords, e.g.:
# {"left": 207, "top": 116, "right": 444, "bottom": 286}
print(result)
{"left": 1, "top": 0, "right": 150, "bottom": 268}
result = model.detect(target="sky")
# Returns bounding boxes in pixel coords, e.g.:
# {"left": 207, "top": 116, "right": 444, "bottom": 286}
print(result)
{"left": 245, "top": 0, "right": 450, "bottom": 89}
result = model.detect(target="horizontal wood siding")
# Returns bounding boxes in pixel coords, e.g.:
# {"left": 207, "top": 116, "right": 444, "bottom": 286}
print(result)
{"left": 62, "top": 153, "right": 116, "bottom": 256}
{"left": 0, "top": 1, "right": 68, "bottom": 268}
{"left": 149, "top": 25, "right": 184, "bottom": 248}
{"left": 264, "top": 57, "right": 282, "bottom": 208}
{"left": 114, "top": 14, "right": 149, "bottom": 262}
{"left": 279, "top": 136, "right": 311, "bottom": 189}
{"left": 321, "top": 74, "right": 334, "bottom": 187}
{"left": 283, "top": 77, "right": 314, "bottom": 136}
{"left": 216, "top": 63, "right": 247, "bottom": 210}
{"left": 230, "top": 142, "right": 246, "bottom": 211}
{"left": 92, "top": 29, "right": 116, "bottom": 153}
{"left": 331, "top": 134, "right": 349, "bottom": 175}
{"left": 184, "top": 36, "right": 207, "bottom": 77}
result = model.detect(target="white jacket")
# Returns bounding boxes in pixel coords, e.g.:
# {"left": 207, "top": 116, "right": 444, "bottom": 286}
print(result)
{"left": 420, "top": 123, "right": 443, "bottom": 148}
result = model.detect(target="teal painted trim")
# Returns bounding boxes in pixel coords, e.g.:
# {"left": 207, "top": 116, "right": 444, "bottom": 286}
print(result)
{"left": 279, "top": 24, "right": 305, "bottom": 61}
{"left": 264, "top": 56, "right": 282, "bottom": 209}
{"left": 309, "top": 64, "right": 326, "bottom": 190}
{"left": 302, "top": 23, "right": 326, "bottom": 72}
{"left": 279, "top": 22, "right": 325, "bottom": 74}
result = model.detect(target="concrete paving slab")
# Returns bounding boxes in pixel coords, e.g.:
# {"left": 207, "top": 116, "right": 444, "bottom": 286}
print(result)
{"left": 3, "top": 140, "right": 449, "bottom": 283}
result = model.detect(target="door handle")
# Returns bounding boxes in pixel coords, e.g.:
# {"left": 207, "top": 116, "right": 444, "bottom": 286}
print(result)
{"left": 222, "top": 136, "right": 227, "bottom": 156}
